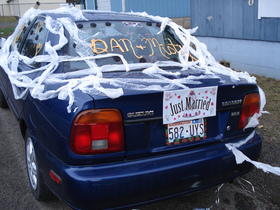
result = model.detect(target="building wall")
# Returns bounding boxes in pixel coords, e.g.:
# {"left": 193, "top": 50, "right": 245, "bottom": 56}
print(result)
{"left": 85, "top": 0, "right": 95, "bottom": 10}
{"left": 86, "top": 0, "right": 191, "bottom": 18}
{"left": 122, "top": 0, "right": 190, "bottom": 18}
{"left": 0, "top": 0, "right": 21, "bottom": 17}
{"left": 86, "top": 0, "right": 191, "bottom": 28}
{"left": 191, "top": 0, "right": 280, "bottom": 79}
{"left": 111, "top": 0, "right": 190, "bottom": 18}
{"left": 191, "top": 0, "right": 280, "bottom": 42}
{"left": 97, "top": 0, "right": 110, "bottom": 11}
{"left": 198, "top": 37, "right": 280, "bottom": 79}
{"left": 20, "top": 0, "right": 67, "bottom": 17}
{"left": 110, "top": 0, "right": 191, "bottom": 28}
{"left": 111, "top": 0, "right": 122, "bottom": 12}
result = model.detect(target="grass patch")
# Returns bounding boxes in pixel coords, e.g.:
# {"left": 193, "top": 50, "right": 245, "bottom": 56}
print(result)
{"left": 0, "top": 27, "right": 15, "bottom": 38}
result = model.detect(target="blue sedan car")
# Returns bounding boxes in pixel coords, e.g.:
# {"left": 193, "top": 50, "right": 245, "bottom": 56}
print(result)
{"left": 0, "top": 7, "right": 263, "bottom": 210}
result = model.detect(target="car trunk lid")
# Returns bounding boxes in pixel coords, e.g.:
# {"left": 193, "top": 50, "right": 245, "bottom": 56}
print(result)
{"left": 92, "top": 70, "right": 260, "bottom": 160}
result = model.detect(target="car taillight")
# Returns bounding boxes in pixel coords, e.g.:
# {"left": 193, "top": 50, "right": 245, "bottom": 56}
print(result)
{"left": 70, "top": 109, "right": 124, "bottom": 155}
{"left": 238, "top": 93, "right": 260, "bottom": 130}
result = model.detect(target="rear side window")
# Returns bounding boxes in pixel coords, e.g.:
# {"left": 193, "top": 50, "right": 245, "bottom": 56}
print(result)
{"left": 12, "top": 22, "right": 30, "bottom": 51}
{"left": 21, "top": 19, "right": 48, "bottom": 59}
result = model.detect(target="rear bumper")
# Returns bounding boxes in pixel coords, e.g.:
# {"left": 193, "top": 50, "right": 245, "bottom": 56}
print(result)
{"left": 36, "top": 131, "right": 261, "bottom": 210}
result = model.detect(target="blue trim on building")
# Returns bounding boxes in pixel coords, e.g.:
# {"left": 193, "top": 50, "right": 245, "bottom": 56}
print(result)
{"left": 122, "top": 0, "right": 190, "bottom": 18}
{"left": 90, "top": 0, "right": 191, "bottom": 18}
{"left": 86, "top": 0, "right": 96, "bottom": 10}
{"left": 111, "top": 0, "right": 123, "bottom": 12}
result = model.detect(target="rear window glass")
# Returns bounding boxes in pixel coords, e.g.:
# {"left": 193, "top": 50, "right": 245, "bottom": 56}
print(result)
{"left": 63, "top": 21, "right": 182, "bottom": 72}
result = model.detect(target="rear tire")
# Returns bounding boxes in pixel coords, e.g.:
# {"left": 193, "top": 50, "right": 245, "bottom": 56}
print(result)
{"left": 0, "top": 88, "right": 8, "bottom": 108}
{"left": 25, "top": 131, "right": 52, "bottom": 201}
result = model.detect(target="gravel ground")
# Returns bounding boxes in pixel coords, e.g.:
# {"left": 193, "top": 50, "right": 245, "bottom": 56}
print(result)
{"left": 0, "top": 22, "right": 280, "bottom": 210}
{"left": 242, "top": 76, "right": 280, "bottom": 209}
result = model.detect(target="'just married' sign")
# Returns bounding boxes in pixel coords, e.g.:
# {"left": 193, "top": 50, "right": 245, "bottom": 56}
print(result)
{"left": 163, "top": 86, "right": 218, "bottom": 124}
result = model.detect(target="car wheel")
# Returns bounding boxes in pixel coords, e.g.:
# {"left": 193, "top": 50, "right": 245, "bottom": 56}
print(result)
{"left": 25, "top": 131, "right": 52, "bottom": 201}
{"left": 0, "top": 88, "right": 8, "bottom": 108}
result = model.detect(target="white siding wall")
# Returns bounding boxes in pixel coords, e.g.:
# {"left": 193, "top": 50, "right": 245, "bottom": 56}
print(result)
{"left": 0, "top": 0, "right": 21, "bottom": 17}
{"left": 258, "top": 0, "right": 280, "bottom": 19}
{"left": 97, "top": 0, "right": 111, "bottom": 11}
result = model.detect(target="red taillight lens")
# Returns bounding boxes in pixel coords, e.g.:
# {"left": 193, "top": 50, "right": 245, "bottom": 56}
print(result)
{"left": 70, "top": 109, "right": 124, "bottom": 155}
{"left": 238, "top": 93, "right": 260, "bottom": 130}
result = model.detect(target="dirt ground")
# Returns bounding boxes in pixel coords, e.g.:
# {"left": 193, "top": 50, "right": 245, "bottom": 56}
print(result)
{"left": 242, "top": 75, "right": 280, "bottom": 208}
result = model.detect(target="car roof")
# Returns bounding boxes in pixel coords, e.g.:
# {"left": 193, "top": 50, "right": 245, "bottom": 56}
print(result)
{"left": 37, "top": 10, "right": 156, "bottom": 22}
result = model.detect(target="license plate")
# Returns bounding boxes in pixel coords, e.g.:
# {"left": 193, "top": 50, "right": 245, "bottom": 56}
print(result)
{"left": 165, "top": 118, "right": 207, "bottom": 146}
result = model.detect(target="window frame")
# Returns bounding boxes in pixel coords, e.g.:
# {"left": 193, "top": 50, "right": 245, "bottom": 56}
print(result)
{"left": 258, "top": 0, "right": 280, "bottom": 19}
{"left": 19, "top": 17, "right": 49, "bottom": 68}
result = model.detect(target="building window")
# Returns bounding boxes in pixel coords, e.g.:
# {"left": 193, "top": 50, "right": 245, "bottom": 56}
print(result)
{"left": 258, "top": 0, "right": 280, "bottom": 19}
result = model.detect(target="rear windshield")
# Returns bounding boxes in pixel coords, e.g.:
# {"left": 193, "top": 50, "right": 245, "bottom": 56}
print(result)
{"left": 63, "top": 20, "right": 182, "bottom": 72}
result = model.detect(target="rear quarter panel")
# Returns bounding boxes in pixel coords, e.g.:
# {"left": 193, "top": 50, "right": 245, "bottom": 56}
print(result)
{"left": 22, "top": 89, "right": 96, "bottom": 164}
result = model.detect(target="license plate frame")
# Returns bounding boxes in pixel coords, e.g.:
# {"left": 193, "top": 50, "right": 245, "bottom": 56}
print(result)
{"left": 165, "top": 118, "right": 207, "bottom": 146}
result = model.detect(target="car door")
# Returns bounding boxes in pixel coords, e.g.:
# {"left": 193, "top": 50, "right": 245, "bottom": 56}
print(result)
{"left": 2, "top": 17, "right": 48, "bottom": 118}
{"left": 0, "top": 21, "right": 30, "bottom": 117}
